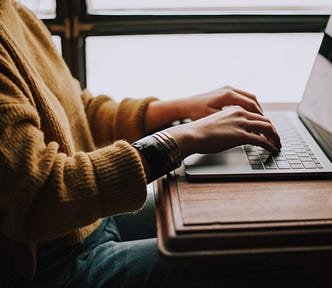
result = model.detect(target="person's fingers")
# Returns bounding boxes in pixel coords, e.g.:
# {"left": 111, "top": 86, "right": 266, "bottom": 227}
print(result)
{"left": 229, "top": 87, "right": 262, "bottom": 107}
{"left": 221, "top": 90, "right": 264, "bottom": 115}
{"left": 239, "top": 111, "right": 281, "bottom": 148}
{"left": 243, "top": 131, "right": 280, "bottom": 153}
{"left": 244, "top": 120, "right": 281, "bottom": 149}
{"left": 239, "top": 109, "right": 270, "bottom": 121}
{"left": 222, "top": 108, "right": 281, "bottom": 149}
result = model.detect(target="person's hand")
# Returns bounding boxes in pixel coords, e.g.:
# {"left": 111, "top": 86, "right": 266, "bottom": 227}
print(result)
{"left": 165, "top": 105, "right": 281, "bottom": 158}
{"left": 180, "top": 86, "right": 264, "bottom": 121}
{"left": 144, "top": 86, "right": 264, "bottom": 134}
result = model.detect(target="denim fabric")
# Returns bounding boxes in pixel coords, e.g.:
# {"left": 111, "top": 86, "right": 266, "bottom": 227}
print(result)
{"left": 33, "top": 193, "right": 316, "bottom": 288}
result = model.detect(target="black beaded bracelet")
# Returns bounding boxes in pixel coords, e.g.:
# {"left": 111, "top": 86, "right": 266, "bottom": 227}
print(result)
{"left": 132, "top": 133, "right": 182, "bottom": 182}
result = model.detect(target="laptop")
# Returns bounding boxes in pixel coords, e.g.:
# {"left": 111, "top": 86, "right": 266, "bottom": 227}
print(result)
{"left": 184, "top": 15, "right": 332, "bottom": 180}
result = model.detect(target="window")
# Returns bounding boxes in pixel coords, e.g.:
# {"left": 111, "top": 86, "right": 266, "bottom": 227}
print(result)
{"left": 86, "top": 33, "right": 322, "bottom": 103}
{"left": 20, "top": 1, "right": 330, "bottom": 102}
{"left": 87, "top": 0, "right": 332, "bottom": 15}
{"left": 19, "top": 0, "right": 55, "bottom": 19}
{"left": 51, "top": 36, "right": 62, "bottom": 54}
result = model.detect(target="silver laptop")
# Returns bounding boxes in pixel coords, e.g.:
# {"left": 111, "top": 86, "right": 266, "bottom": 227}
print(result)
{"left": 184, "top": 15, "right": 332, "bottom": 180}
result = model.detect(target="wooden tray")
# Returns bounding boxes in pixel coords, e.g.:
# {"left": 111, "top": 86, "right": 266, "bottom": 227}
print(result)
{"left": 154, "top": 167, "right": 332, "bottom": 259}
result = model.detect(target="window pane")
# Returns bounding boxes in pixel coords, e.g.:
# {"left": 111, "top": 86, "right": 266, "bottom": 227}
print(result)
{"left": 19, "top": 0, "right": 55, "bottom": 19}
{"left": 51, "top": 36, "right": 62, "bottom": 55}
{"left": 86, "top": 33, "right": 323, "bottom": 103}
{"left": 87, "top": 0, "right": 332, "bottom": 15}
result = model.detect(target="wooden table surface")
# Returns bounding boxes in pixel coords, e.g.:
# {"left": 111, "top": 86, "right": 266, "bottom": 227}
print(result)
{"left": 172, "top": 167, "right": 332, "bottom": 231}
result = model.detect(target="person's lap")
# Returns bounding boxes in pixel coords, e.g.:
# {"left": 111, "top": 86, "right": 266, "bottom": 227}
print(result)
{"left": 33, "top": 193, "right": 316, "bottom": 288}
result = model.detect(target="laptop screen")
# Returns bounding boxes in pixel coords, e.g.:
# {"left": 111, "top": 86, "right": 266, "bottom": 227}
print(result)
{"left": 298, "top": 16, "right": 332, "bottom": 162}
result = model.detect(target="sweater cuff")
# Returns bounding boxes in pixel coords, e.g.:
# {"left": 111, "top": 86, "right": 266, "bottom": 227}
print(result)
{"left": 115, "top": 97, "right": 158, "bottom": 142}
{"left": 88, "top": 140, "right": 147, "bottom": 216}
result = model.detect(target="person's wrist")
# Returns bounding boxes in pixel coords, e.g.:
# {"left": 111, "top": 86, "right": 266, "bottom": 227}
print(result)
{"left": 132, "top": 132, "right": 183, "bottom": 182}
{"left": 165, "top": 124, "right": 197, "bottom": 159}
{"left": 144, "top": 99, "right": 187, "bottom": 134}
{"left": 174, "top": 97, "right": 192, "bottom": 120}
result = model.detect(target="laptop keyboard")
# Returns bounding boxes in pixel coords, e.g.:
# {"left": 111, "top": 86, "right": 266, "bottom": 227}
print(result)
{"left": 244, "top": 121, "right": 323, "bottom": 170}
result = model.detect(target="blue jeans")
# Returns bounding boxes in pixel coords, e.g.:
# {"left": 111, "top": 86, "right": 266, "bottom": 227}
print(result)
{"left": 34, "top": 193, "right": 315, "bottom": 288}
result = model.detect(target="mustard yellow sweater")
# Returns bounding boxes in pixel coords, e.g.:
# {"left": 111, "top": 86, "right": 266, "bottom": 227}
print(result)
{"left": 0, "top": 0, "right": 157, "bottom": 280}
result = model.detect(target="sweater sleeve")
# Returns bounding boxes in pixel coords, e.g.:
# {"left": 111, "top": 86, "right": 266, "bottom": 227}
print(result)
{"left": 81, "top": 89, "right": 158, "bottom": 147}
{"left": 0, "top": 70, "right": 148, "bottom": 243}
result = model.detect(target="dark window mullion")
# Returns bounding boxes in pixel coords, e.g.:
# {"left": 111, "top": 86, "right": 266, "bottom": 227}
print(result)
{"left": 43, "top": 0, "right": 72, "bottom": 76}
{"left": 42, "top": 0, "right": 84, "bottom": 85}
{"left": 80, "top": 14, "right": 329, "bottom": 36}
{"left": 69, "top": 1, "right": 88, "bottom": 87}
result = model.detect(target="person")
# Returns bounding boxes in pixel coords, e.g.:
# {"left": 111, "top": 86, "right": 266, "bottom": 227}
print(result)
{"left": 0, "top": 1, "right": 315, "bottom": 287}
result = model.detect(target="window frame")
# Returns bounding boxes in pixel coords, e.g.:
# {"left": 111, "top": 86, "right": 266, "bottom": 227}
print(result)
{"left": 42, "top": 1, "right": 330, "bottom": 88}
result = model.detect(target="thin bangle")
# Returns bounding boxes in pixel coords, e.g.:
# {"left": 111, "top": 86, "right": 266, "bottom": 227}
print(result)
{"left": 153, "top": 131, "right": 182, "bottom": 168}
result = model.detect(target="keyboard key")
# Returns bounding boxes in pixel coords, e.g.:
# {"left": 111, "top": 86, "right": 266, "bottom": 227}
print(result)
{"left": 264, "top": 160, "right": 277, "bottom": 169}
{"left": 302, "top": 162, "right": 317, "bottom": 169}
{"left": 246, "top": 151, "right": 258, "bottom": 156}
{"left": 248, "top": 155, "right": 260, "bottom": 160}
{"left": 250, "top": 164, "right": 264, "bottom": 170}
{"left": 296, "top": 152, "right": 309, "bottom": 157}
{"left": 260, "top": 155, "right": 270, "bottom": 160}
{"left": 276, "top": 161, "right": 291, "bottom": 169}
{"left": 290, "top": 164, "right": 304, "bottom": 169}
{"left": 289, "top": 141, "right": 301, "bottom": 145}
{"left": 288, "top": 159, "right": 302, "bottom": 164}
{"left": 299, "top": 156, "right": 312, "bottom": 162}
{"left": 249, "top": 160, "right": 261, "bottom": 165}
{"left": 280, "top": 145, "right": 292, "bottom": 150}
{"left": 292, "top": 144, "right": 304, "bottom": 148}
{"left": 244, "top": 145, "right": 255, "bottom": 152}
{"left": 284, "top": 151, "right": 297, "bottom": 156}
{"left": 286, "top": 155, "right": 299, "bottom": 160}
{"left": 274, "top": 155, "right": 287, "bottom": 161}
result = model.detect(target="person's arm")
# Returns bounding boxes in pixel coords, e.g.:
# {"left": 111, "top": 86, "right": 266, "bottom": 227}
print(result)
{"left": 135, "top": 102, "right": 281, "bottom": 183}
{"left": 0, "top": 71, "right": 148, "bottom": 243}
{"left": 81, "top": 90, "right": 158, "bottom": 145}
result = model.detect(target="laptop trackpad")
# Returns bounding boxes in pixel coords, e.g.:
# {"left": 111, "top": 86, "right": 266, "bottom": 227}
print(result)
{"left": 184, "top": 146, "right": 249, "bottom": 176}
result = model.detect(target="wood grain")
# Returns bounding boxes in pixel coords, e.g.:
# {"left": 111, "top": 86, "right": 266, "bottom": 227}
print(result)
{"left": 177, "top": 173, "right": 332, "bottom": 225}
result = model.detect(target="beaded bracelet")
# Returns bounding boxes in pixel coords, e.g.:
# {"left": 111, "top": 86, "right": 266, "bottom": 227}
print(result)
{"left": 131, "top": 132, "right": 182, "bottom": 182}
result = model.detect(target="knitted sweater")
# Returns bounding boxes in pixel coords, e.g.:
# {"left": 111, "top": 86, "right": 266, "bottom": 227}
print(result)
{"left": 0, "top": 0, "right": 157, "bottom": 280}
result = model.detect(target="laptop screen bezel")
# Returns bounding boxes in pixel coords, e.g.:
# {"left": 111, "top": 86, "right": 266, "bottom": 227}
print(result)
{"left": 297, "top": 16, "right": 332, "bottom": 162}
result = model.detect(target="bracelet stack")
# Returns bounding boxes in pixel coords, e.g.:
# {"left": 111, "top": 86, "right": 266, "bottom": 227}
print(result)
{"left": 152, "top": 131, "right": 182, "bottom": 168}
{"left": 131, "top": 131, "right": 182, "bottom": 181}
